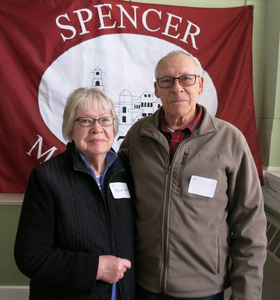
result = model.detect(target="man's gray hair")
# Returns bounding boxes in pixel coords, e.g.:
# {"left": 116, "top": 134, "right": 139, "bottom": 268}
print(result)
{"left": 154, "top": 50, "right": 203, "bottom": 78}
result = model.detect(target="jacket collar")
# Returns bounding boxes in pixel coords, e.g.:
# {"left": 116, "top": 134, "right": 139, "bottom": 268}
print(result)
{"left": 67, "top": 142, "right": 88, "bottom": 173}
{"left": 140, "top": 105, "right": 219, "bottom": 138}
{"left": 66, "top": 142, "right": 122, "bottom": 176}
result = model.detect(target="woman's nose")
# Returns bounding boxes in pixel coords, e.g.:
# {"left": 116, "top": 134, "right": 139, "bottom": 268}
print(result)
{"left": 90, "top": 120, "right": 103, "bottom": 132}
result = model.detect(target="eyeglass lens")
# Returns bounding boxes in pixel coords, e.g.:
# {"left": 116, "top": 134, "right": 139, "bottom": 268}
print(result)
{"left": 77, "top": 117, "right": 114, "bottom": 127}
{"left": 157, "top": 75, "right": 197, "bottom": 88}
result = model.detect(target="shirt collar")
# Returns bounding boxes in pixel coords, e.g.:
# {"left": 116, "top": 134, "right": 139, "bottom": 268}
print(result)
{"left": 74, "top": 147, "right": 117, "bottom": 178}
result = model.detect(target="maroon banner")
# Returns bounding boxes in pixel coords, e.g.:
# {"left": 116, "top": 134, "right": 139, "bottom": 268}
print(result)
{"left": 0, "top": 0, "right": 262, "bottom": 193}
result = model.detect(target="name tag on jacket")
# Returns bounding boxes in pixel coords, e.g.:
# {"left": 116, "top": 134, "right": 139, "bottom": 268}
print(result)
{"left": 188, "top": 175, "right": 218, "bottom": 198}
{"left": 110, "top": 182, "right": 131, "bottom": 199}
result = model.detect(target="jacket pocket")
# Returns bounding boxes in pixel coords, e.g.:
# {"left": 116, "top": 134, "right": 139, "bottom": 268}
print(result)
{"left": 178, "top": 151, "right": 188, "bottom": 190}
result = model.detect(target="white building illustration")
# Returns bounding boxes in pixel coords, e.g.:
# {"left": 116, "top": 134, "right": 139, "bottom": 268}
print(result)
{"left": 91, "top": 67, "right": 104, "bottom": 91}
{"left": 91, "top": 67, "right": 162, "bottom": 126}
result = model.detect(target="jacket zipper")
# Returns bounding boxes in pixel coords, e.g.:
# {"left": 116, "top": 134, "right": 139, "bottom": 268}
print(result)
{"left": 142, "top": 134, "right": 194, "bottom": 293}
{"left": 77, "top": 166, "right": 124, "bottom": 300}
{"left": 106, "top": 168, "right": 125, "bottom": 300}
{"left": 160, "top": 149, "right": 188, "bottom": 293}
{"left": 160, "top": 164, "right": 171, "bottom": 294}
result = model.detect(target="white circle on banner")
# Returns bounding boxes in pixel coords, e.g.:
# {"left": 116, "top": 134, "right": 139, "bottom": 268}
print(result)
{"left": 38, "top": 34, "right": 217, "bottom": 151}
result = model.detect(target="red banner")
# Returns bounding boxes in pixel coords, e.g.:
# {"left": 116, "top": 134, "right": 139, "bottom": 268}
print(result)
{"left": 0, "top": 0, "right": 262, "bottom": 192}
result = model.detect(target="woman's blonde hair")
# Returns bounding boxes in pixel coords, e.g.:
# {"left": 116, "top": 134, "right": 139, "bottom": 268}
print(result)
{"left": 62, "top": 87, "right": 118, "bottom": 142}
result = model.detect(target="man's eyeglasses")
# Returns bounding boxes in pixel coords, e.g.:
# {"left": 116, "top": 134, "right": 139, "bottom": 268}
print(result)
{"left": 75, "top": 117, "right": 115, "bottom": 127}
{"left": 156, "top": 74, "right": 200, "bottom": 89}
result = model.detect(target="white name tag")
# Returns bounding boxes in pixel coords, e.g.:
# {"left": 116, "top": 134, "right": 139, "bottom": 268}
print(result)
{"left": 188, "top": 175, "right": 218, "bottom": 198}
{"left": 109, "top": 182, "right": 131, "bottom": 199}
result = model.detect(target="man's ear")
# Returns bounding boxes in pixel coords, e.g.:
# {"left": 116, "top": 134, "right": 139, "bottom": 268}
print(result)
{"left": 198, "top": 76, "right": 204, "bottom": 95}
{"left": 154, "top": 81, "right": 160, "bottom": 98}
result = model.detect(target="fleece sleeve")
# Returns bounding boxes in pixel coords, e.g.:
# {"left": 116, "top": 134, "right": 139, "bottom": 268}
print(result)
{"left": 227, "top": 134, "right": 267, "bottom": 300}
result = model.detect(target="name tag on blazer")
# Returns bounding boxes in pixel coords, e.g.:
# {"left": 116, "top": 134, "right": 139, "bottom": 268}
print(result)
{"left": 188, "top": 175, "right": 218, "bottom": 198}
{"left": 110, "top": 182, "right": 131, "bottom": 199}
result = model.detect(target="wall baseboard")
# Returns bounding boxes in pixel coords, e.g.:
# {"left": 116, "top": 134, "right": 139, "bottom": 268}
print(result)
{"left": 0, "top": 194, "right": 24, "bottom": 205}
{"left": 0, "top": 285, "right": 228, "bottom": 300}
{"left": 0, "top": 286, "right": 29, "bottom": 300}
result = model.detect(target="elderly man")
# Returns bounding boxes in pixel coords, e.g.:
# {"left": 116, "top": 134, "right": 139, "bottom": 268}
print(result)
{"left": 118, "top": 50, "right": 267, "bottom": 300}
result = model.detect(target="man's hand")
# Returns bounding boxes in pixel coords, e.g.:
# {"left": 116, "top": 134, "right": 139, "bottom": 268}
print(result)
{"left": 96, "top": 255, "right": 131, "bottom": 284}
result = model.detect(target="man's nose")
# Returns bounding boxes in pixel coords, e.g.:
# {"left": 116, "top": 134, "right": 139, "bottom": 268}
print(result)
{"left": 172, "top": 78, "right": 184, "bottom": 91}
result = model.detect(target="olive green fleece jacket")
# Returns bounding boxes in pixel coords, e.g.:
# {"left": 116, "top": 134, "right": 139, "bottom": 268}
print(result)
{"left": 118, "top": 105, "right": 267, "bottom": 300}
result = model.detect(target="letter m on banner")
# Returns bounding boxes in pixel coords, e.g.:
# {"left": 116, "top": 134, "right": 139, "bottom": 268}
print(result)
{"left": 27, "top": 135, "right": 58, "bottom": 162}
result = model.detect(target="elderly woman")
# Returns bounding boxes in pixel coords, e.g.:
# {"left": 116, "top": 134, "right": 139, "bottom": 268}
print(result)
{"left": 14, "top": 87, "right": 135, "bottom": 300}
